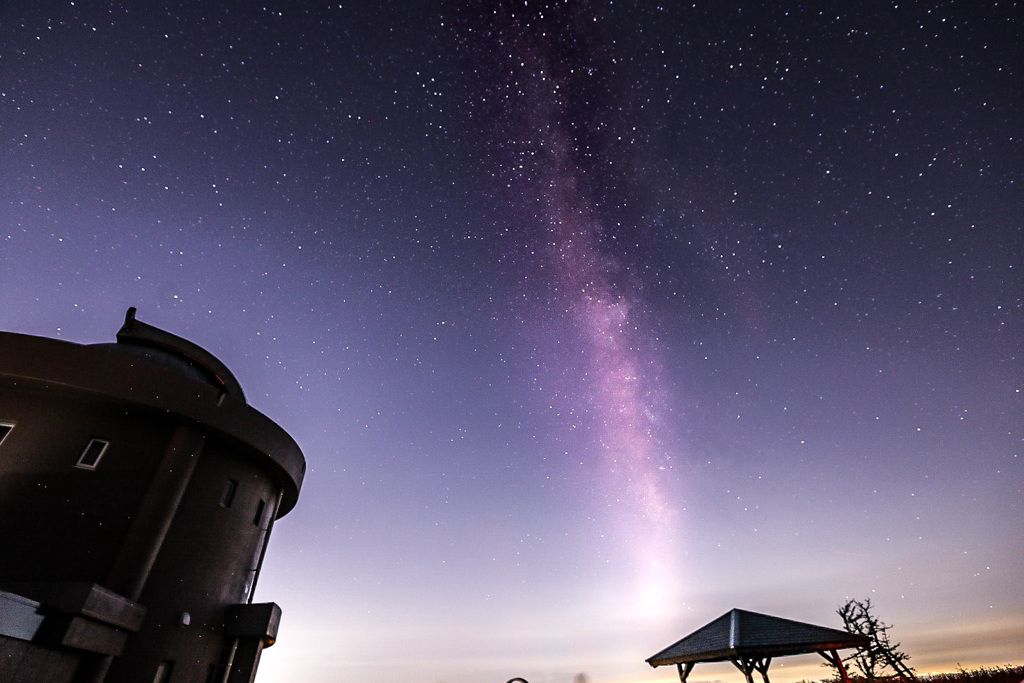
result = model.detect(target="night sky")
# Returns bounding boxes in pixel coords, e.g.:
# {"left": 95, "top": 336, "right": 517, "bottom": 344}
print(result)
{"left": 2, "top": 2, "right": 1021, "bottom": 682}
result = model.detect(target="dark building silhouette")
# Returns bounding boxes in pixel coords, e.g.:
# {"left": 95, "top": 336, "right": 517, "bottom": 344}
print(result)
{"left": 0, "top": 309, "right": 305, "bottom": 682}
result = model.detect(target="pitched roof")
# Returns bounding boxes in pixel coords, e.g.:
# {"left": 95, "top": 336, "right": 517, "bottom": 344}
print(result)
{"left": 647, "top": 608, "right": 870, "bottom": 667}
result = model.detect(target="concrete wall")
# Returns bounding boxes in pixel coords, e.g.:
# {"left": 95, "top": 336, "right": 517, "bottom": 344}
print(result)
{"left": 0, "top": 329, "right": 304, "bottom": 683}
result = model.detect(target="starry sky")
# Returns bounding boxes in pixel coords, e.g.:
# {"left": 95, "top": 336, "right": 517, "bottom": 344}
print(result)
{"left": 1, "top": 2, "right": 1021, "bottom": 682}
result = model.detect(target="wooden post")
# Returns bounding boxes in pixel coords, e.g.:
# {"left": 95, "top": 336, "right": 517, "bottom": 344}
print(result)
{"left": 819, "top": 649, "right": 853, "bottom": 683}
{"left": 730, "top": 657, "right": 757, "bottom": 683}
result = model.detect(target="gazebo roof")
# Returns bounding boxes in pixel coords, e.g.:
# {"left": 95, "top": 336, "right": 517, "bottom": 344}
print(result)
{"left": 647, "top": 608, "right": 870, "bottom": 667}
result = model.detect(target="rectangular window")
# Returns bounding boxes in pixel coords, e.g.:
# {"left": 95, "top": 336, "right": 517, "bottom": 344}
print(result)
{"left": 253, "top": 499, "right": 266, "bottom": 526}
{"left": 0, "top": 423, "right": 13, "bottom": 446}
{"left": 153, "top": 660, "right": 174, "bottom": 683}
{"left": 219, "top": 479, "right": 238, "bottom": 508}
{"left": 75, "top": 439, "right": 109, "bottom": 470}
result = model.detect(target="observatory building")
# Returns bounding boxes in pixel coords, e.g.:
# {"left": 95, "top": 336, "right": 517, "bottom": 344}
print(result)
{"left": 0, "top": 309, "right": 305, "bottom": 682}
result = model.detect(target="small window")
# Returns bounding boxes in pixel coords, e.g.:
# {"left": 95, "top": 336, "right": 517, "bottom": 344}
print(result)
{"left": 0, "top": 423, "right": 13, "bottom": 446}
{"left": 253, "top": 499, "right": 266, "bottom": 526}
{"left": 75, "top": 439, "right": 109, "bottom": 470}
{"left": 153, "top": 660, "right": 174, "bottom": 683}
{"left": 219, "top": 479, "right": 238, "bottom": 508}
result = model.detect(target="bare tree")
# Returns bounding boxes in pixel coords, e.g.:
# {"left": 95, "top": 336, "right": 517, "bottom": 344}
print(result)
{"left": 835, "top": 598, "right": 915, "bottom": 681}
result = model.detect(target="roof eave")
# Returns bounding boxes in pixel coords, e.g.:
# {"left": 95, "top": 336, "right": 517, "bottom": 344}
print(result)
{"left": 647, "top": 638, "right": 870, "bottom": 668}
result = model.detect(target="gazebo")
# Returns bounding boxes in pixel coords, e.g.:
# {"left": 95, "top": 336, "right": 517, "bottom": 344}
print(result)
{"left": 647, "top": 608, "right": 870, "bottom": 683}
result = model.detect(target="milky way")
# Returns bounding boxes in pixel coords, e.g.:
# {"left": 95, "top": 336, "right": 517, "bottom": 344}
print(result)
{"left": 466, "top": 2, "right": 680, "bottom": 617}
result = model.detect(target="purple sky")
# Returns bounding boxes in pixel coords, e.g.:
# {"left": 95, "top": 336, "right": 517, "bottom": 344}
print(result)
{"left": 1, "top": 2, "right": 1021, "bottom": 682}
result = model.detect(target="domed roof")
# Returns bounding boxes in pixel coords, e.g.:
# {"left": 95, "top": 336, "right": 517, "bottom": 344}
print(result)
{"left": 90, "top": 308, "right": 246, "bottom": 403}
